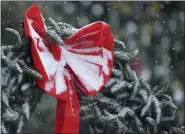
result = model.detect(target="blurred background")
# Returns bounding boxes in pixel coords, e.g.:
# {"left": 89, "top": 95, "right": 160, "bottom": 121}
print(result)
{"left": 1, "top": 1, "right": 184, "bottom": 133}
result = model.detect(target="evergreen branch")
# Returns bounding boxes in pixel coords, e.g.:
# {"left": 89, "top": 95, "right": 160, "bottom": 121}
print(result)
{"left": 1, "top": 123, "right": 7, "bottom": 133}
{"left": 5, "top": 28, "right": 22, "bottom": 44}
{"left": 1, "top": 44, "right": 30, "bottom": 52}
{"left": 46, "top": 29, "right": 64, "bottom": 46}
{"left": 152, "top": 96, "right": 161, "bottom": 124}
{"left": 80, "top": 114, "right": 95, "bottom": 120}
{"left": 129, "top": 111, "right": 144, "bottom": 133}
{"left": 16, "top": 117, "right": 24, "bottom": 134}
{"left": 112, "top": 68, "right": 123, "bottom": 79}
{"left": 57, "top": 22, "right": 77, "bottom": 37}
{"left": 17, "top": 60, "right": 42, "bottom": 79}
{"left": 145, "top": 117, "right": 157, "bottom": 134}
{"left": 22, "top": 102, "right": 30, "bottom": 120}
{"left": 110, "top": 81, "right": 130, "bottom": 94}
{"left": 161, "top": 100, "right": 178, "bottom": 109}
{"left": 155, "top": 81, "right": 170, "bottom": 97}
{"left": 48, "top": 18, "right": 60, "bottom": 34}
{"left": 161, "top": 115, "right": 176, "bottom": 122}
{"left": 160, "top": 131, "right": 168, "bottom": 134}
{"left": 170, "top": 127, "right": 184, "bottom": 134}
{"left": 114, "top": 38, "right": 126, "bottom": 50}
{"left": 20, "top": 83, "right": 31, "bottom": 91}
{"left": 114, "top": 48, "right": 139, "bottom": 62}
{"left": 17, "top": 73, "right": 23, "bottom": 83}
{"left": 138, "top": 90, "right": 148, "bottom": 103}
{"left": 152, "top": 86, "right": 160, "bottom": 94}
{"left": 2, "top": 108, "right": 19, "bottom": 121}
{"left": 104, "top": 78, "right": 118, "bottom": 88}
{"left": 159, "top": 94, "right": 173, "bottom": 102}
{"left": 1, "top": 53, "right": 23, "bottom": 73}
{"left": 116, "top": 92, "right": 130, "bottom": 100}
{"left": 140, "top": 95, "right": 152, "bottom": 117}
{"left": 57, "top": 22, "right": 75, "bottom": 29}
{"left": 139, "top": 78, "right": 151, "bottom": 92}
{"left": 2, "top": 91, "right": 10, "bottom": 107}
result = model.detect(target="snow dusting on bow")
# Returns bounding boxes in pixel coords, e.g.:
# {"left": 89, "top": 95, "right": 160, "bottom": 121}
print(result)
{"left": 27, "top": 19, "right": 58, "bottom": 81}
{"left": 62, "top": 47, "right": 112, "bottom": 91}
{"left": 26, "top": 17, "right": 112, "bottom": 95}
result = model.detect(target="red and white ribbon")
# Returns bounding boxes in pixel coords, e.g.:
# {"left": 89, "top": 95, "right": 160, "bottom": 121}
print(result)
{"left": 24, "top": 4, "right": 114, "bottom": 133}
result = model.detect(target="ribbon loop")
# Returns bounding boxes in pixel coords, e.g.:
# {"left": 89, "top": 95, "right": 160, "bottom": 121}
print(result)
{"left": 24, "top": 4, "right": 114, "bottom": 133}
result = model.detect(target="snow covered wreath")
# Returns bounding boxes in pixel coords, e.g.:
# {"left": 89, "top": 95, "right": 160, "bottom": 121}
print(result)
{"left": 2, "top": 4, "right": 184, "bottom": 134}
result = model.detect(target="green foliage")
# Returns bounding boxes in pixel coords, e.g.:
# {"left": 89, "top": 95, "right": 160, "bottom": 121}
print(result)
{"left": 80, "top": 34, "right": 184, "bottom": 134}
{"left": 1, "top": 18, "right": 184, "bottom": 134}
{"left": 1, "top": 29, "right": 43, "bottom": 134}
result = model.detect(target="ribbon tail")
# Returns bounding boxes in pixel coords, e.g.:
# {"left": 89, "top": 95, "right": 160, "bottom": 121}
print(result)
{"left": 54, "top": 80, "right": 80, "bottom": 134}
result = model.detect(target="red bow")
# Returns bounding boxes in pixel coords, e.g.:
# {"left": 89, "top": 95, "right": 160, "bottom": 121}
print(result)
{"left": 24, "top": 4, "right": 114, "bottom": 133}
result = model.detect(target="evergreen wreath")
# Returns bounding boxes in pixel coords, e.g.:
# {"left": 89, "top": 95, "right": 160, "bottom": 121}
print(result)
{"left": 1, "top": 15, "right": 184, "bottom": 134}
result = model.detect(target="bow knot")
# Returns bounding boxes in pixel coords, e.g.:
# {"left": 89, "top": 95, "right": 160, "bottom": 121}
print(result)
{"left": 24, "top": 4, "right": 114, "bottom": 133}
